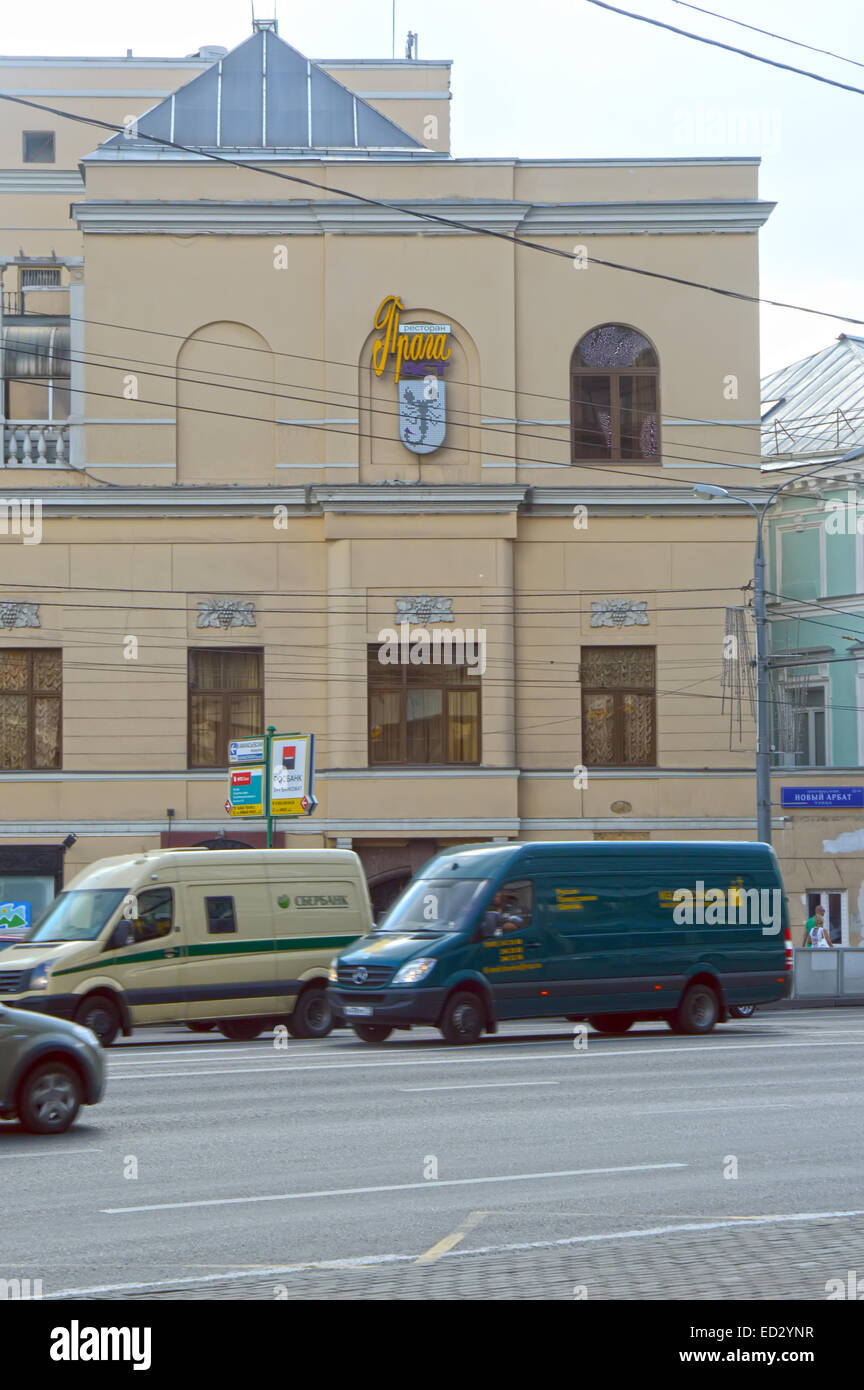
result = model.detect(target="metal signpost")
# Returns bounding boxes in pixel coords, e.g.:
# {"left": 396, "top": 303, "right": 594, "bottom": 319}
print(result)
{"left": 225, "top": 725, "right": 316, "bottom": 845}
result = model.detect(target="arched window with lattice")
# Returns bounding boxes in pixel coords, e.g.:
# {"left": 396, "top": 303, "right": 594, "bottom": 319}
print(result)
{"left": 570, "top": 324, "right": 660, "bottom": 462}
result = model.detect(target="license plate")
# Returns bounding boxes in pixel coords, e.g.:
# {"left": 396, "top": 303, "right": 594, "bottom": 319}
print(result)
{"left": 344, "top": 1005, "right": 373, "bottom": 1017}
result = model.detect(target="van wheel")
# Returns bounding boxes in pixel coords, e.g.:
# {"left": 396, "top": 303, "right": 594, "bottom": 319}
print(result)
{"left": 729, "top": 1004, "right": 757, "bottom": 1019}
{"left": 351, "top": 1024, "right": 393, "bottom": 1043}
{"left": 218, "top": 1020, "right": 264, "bottom": 1041}
{"left": 76, "top": 994, "right": 120, "bottom": 1047}
{"left": 588, "top": 1015, "right": 635, "bottom": 1034}
{"left": 186, "top": 1022, "right": 215, "bottom": 1033}
{"left": 440, "top": 992, "right": 484, "bottom": 1045}
{"left": 669, "top": 983, "right": 719, "bottom": 1035}
{"left": 18, "top": 1062, "right": 82, "bottom": 1134}
{"left": 287, "top": 988, "right": 334, "bottom": 1039}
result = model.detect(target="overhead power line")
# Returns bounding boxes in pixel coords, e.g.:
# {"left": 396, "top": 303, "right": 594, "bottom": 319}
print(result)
{"left": 585, "top": 0, "right": 864, "bottom": 96}
{"left": 5, "top": 373, "right": 773, "bottom": 493}
{"left": 670, "top": 1, "right": 864, "bottom": 72}
{"left": 0, "top": 88, "right": 862, "bottom": 327}
{"left": 7, "top": 334, "right": 771, "bottom": 472}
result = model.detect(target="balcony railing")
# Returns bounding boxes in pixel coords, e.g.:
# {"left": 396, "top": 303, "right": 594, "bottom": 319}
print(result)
{"left": 3, "top": 421, "right": 69, "bottom": 466}
{"left": 1, "top": 292, "right": 22, "bottom": 315}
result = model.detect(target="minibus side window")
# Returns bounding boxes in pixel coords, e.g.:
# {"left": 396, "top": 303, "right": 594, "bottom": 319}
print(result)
{"left": 482, "top": 881, "right": 534, "bottom": 935}
{"left": 128, "top": 888, "right": 174, "bottom": 943}
{"left": 205, "top": 896, "right": 237, "bottom": 934}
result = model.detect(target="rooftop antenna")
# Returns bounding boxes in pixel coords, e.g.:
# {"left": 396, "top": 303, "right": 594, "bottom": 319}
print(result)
{"left": 252, "top": 4, "right": 279, "bottom": 33}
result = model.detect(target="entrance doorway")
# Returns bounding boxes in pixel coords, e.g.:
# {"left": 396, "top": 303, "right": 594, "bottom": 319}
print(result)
{"left": 806, "top": 890, "right": 847, "bottom": 946}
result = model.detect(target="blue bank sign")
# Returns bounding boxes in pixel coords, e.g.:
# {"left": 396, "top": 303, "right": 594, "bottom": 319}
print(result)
{"left": 781, "top": 786, "right": 864, "bottom": 809}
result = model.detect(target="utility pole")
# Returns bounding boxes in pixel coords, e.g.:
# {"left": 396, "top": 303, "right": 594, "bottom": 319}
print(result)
{"left": 694, "top": 443, "right": 864, "bottom": 845}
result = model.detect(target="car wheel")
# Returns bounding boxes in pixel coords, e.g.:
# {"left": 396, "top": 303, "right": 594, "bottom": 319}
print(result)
{"left": 588, "top": 1015, "right": 636, "bottom": 1034}
{"left": 76, "top": 994, "right": 120, "bottom": 1047}
{"left": 186, "top": 1022, "right": 215, "bottom": 1033}
{"left": 218, "top": 1020, "right": 264, "bottom": 1041}
{"left": 351, "top": 1024, "right": 393, "bottom": 1043}
{"left": 18, "top": 1062, "right": 82, "bottom": 1135}
{"left": 287, "top": 988, "right": 334, "bottom": 1039}
{"left": 670, "top": 983, "right": 719, "bottom": 1035}
{"left": 440, "top": 991, "right": 484, "bottom": 1045}
{"left": 729, "top": 1004, "right": 757, "bottom": 1019}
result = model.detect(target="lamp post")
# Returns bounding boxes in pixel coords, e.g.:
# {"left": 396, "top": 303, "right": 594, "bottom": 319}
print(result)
{"left": 694, "top": 445, "right": 864, "bottom": 845}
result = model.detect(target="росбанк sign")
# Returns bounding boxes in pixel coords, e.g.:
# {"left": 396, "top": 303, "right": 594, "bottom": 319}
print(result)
{"left": 781, "top": 786, "right": 864, "bottom": 809}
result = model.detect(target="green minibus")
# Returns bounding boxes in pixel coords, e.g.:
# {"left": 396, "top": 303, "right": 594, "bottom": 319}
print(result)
{"left": 328, "top": 840, "right": 793, "bottom": 1044}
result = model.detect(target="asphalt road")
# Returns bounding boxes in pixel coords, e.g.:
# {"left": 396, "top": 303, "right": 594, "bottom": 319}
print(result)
{"left": 3, "top": 1010, "right": 863, "bottom": 1300}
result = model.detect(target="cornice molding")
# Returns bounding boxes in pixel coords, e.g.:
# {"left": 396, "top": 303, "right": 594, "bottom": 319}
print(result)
{"left": 0, "top": 169, "right": 84, "bottom": 195}
{"left": 71, "top": 197, "right": 774, "bottom": 237}
{"left": 6, "top": 483, "right": 773, "bottom": 518}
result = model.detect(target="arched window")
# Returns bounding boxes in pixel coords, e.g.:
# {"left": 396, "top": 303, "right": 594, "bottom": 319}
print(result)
{"left": 571, "top": 325, "right": 659, "bottom": 462}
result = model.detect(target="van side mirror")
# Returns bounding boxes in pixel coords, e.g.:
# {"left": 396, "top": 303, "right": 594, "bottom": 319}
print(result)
{"left": 107, "top": 921, "right": 136, "bottom": 949}
{"left": 478, "top": 914, "right": 500, "bottom": 941}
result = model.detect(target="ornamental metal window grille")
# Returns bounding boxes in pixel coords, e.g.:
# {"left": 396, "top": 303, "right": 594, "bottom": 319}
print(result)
{"left": 580, "top": 646, "right": 655, "bottom": 767}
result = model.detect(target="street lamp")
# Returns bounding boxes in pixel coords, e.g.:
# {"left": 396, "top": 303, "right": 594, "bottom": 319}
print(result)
{"left": 694, "top": 445, "right": 864, "bottom": 844}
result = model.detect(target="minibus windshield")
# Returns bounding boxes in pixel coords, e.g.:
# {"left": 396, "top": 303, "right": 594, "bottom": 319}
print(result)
{"left": 22, "top": 889, "right": 128, "bottom": 944}
{"left": 377, "top": 878, "right": 490, "bottom": 933}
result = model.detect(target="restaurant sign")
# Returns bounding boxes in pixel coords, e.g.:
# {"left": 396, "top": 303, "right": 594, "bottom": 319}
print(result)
{"left": 371, "top": 294, "right": 451, "bottom": 455}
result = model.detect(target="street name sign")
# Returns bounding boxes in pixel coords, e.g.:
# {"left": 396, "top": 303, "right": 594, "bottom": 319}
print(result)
{"left": 781, "top": 786, "right": 864, "bottom": 809}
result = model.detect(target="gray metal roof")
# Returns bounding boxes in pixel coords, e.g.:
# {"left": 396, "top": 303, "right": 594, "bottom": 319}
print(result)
{"left": 99, "top": 29, "right": 424, "bottom": 154}
{"left": 761, "top": 334, "right": 864, "bottom": 460}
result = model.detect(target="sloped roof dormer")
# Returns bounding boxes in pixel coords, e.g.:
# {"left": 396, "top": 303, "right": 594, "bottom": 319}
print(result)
{"left": 99, "top": 29, "right": 425, "bottom": 154}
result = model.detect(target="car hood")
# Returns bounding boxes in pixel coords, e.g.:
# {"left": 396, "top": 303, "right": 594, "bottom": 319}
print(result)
{"left": 338, "top": 933, "right": 455, "bottom": 968}
{"left": 0, "top": 1002, "right": 95, "bottom": 1045}
{"left": 3, "top": 941, "right": 96, "bottom": 973}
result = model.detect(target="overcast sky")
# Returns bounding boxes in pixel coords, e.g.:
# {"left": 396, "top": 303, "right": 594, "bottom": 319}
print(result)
{"left": 4, "top": 0, "right": 861, "bottom": 376}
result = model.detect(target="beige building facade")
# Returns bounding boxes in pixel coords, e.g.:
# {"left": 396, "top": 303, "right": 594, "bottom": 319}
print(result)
{"left": 0, "top": 24, "right": 859, "bottom": 938}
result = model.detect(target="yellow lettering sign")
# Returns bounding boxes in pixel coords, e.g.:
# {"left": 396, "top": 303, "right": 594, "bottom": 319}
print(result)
{"left": 371, "top": 295, "right": 404, "bottom": 377}
{"left": 370, "top": 295, "right": 452, "bottom": 383}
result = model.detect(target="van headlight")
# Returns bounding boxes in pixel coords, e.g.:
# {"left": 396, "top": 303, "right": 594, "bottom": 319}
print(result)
{"left": 392, "top": 957, "right": 436, "bottom": 985}
{"left": 27, "top": 963, "right": 50, "bottom": 992}
{"left": 328, "top": 960, "right": 339, "bottom": 982}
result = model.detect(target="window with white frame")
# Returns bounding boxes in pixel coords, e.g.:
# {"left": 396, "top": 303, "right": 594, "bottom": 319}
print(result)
{"left": 773, "top": 683, "right": 828, "bottom": 767}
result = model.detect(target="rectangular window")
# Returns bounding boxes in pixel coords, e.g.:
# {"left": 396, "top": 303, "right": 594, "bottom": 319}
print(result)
{"left": 205, "top": 896, "right": 237, "bottom": 934}
{"left": 5, "top": 378, "right": 71, "bottom": 423}
{"left": 367, "top": 645, "right": 481, "bottom": 765}
{"left": 774, "top": 686, "right": 827, "bottom": 767}
{"left": 0, "top": 649, "right": 62, "bottom": 769}
{"left": 23, "top": 131, "right": 55, "bottom": 163}
{"left": 188, "top": 649, "right": 263, "bottom": 768}
{"left": 20, "top": 267, "right": 62, "bottom": 288}
{"left": 581, "top": 646, "right": 655, "bottom": 767}
{"left": 131, "top": 888, "right": 174, "bottom": 942}
{"left": 571, "top": 375, "right": 659, "bottom": 462}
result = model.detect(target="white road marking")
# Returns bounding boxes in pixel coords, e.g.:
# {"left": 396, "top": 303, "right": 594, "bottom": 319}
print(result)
{"left": 106, "top": 1036, "right": 864, "bottom": 1081}
{"left": 401, "top": 1081, "right": 560, "bottom": 1092}
{"left": 48, "top": 1205, "right": 864, "bottom": 1299}
{"left": 0, "top": 1146, "right": 103, "bottom": 1159}
{"left": 101, "top": 1162, "right": 686, "bottom": 1215}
